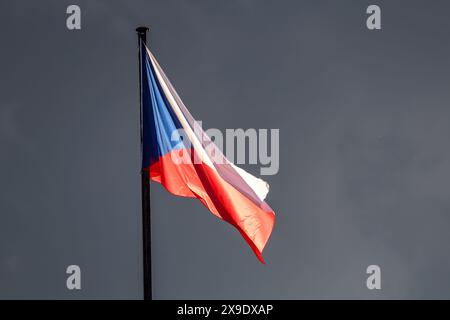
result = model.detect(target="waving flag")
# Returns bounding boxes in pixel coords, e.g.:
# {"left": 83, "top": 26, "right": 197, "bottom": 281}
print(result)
{"left": 141, "top": 44, "right": 275, "bottom": 263}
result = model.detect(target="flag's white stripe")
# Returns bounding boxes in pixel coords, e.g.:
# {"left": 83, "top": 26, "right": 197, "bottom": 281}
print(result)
{"left": 148, "top": 52, "right": 269, "bottom": 202}
{"left": 146, "top": 47, "right": 215, "bottom": 169}
{"left": 147, "top": 47, "right": 270, "bottom": 203}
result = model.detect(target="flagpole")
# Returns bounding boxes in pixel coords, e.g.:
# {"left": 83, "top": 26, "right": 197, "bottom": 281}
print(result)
{"left": 136, "top": 26, "right": 152, "bottom": 301}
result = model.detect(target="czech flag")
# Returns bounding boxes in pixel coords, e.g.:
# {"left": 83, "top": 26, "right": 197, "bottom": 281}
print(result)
{"left": 141, "top": 44, "right": 275, "bottom": 263}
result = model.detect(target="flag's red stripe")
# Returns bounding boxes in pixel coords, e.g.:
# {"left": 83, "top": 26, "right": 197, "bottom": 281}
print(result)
{"left": 146, "top": 149, "right": 275, "bottom": 263}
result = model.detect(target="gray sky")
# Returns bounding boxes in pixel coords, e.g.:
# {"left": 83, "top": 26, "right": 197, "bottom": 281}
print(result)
{"left": 2, "top": 0, "right": 450, "bottom": 299}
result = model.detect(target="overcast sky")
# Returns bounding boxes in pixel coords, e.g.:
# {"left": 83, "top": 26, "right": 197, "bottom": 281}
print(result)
{"left": 2, "top": 0, "right": 450, "bottom": 299}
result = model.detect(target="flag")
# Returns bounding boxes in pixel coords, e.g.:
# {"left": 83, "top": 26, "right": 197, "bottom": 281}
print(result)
{"left": 141, "top": 44, "right": 275, "bottom": 263}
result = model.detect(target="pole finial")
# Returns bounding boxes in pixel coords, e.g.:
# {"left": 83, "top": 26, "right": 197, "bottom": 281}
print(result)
{"left": 136, "top": 26, "right": 149, "bottom": 34}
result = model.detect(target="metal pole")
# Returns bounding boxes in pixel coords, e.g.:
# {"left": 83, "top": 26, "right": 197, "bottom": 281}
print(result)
{"left": 136, "top": 26, "right": 152, "bottom": 301}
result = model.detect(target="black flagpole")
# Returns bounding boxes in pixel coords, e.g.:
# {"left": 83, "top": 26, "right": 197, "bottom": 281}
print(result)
{"left": 136, "top": 26, "right": 152, "bottom": 301}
